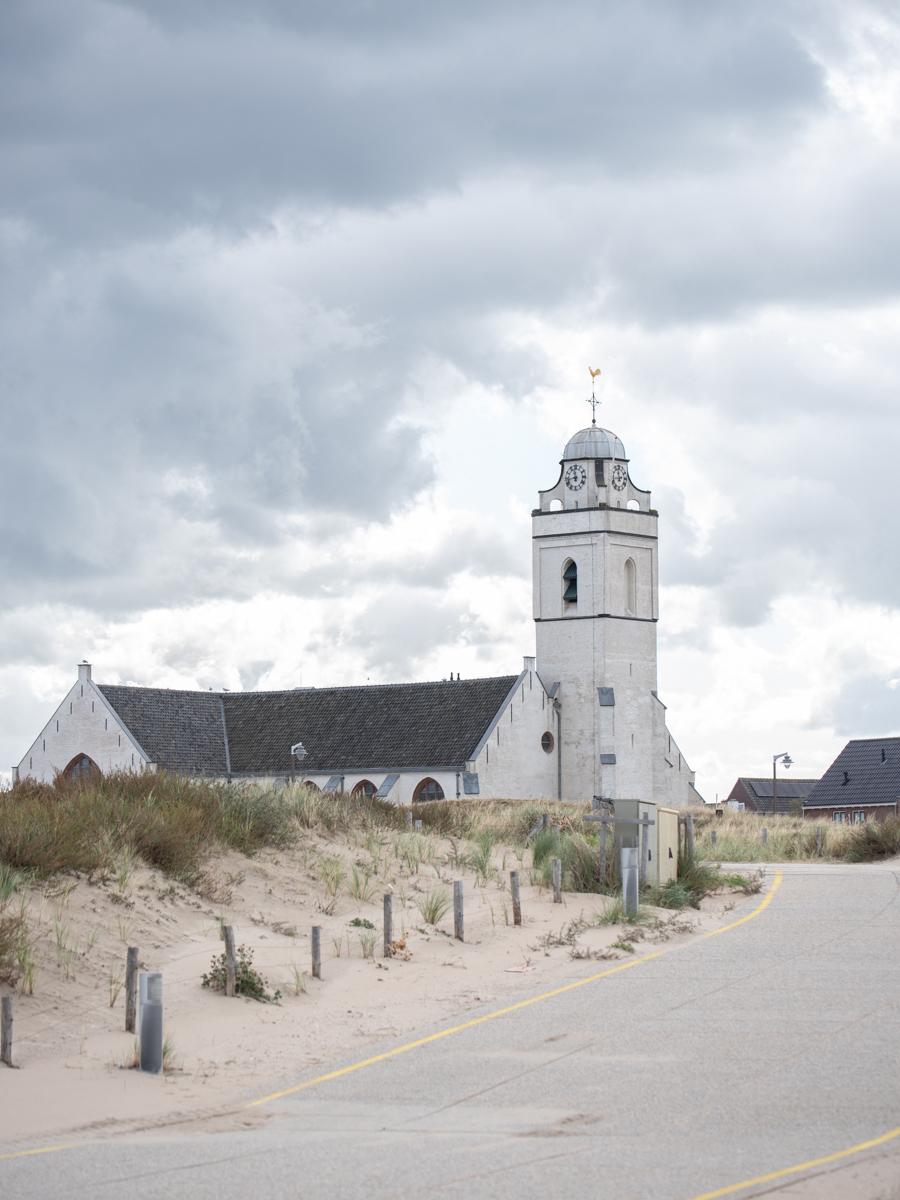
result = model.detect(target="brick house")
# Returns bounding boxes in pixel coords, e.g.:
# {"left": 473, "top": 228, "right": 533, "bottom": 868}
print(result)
{"left": 802, "top": 738, "right": 900, "bottom": 824}
{"left": 726, "top": 777, "right": 819, "bottom": 816}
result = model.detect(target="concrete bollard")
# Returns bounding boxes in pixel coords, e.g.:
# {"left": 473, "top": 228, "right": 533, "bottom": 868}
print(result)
{"left": 817, "top": 826, "right": 823, "bottom": 856}
{"left": 762, "top": 828, "right": 768, "bottom": 846}
{"left": 552, "top": 857, "right": 562, "bottom": 903}
{"left": 621, "top": 847, "right": 639, "bottom": 918}
{"left": 406, "top": 811, "right": 413, "bottom": 827}
{"left": 415, "top": 819, "right": 422, "bottom": 832}
{"left": 139, "top": 973, "right": 163, "bottom": 1075}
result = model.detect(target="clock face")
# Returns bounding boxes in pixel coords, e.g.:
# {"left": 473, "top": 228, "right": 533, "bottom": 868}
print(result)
{"left": 611, "top": 464, "right": 628, "bottom": 491}
{"left": 565, "top": 464, "right": 586, "bottom": 491}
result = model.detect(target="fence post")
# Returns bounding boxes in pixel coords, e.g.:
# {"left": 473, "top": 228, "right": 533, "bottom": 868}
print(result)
{"left": 406, "top": 811, "right": 413, "bottom": 827}
{"left": 223, "top": 925, "right": 236, "bottom": 997}
{"left": 414, "top": 819, "right": 422, "bottom": 832}
{"left": 552, "top": 857, "right": 562, "bottom": 903}
{"left": 383, "top": 893, "right": 393, "bottom": 958}
{"left": 125, "top": 946, "right": 139, "bottom": 1032}
{"left": 311, "top": 926, "right": 322, "bottom": 979}
{"left": 453, "top": 880, "right": 464, "bottom": 942}
{"left": 640, "top": 816, "right": 649, "bottom": 887}
{"left": 510, "top": 871, "right": 522, "bottom": 926}
{"left": 1, "top": 997, "right": 12, "bottom": 1067}
{"left": 685, "top": 812, "right": 695, "bottom": 858}
{"left": 762, "top": 827, "right": 768, "bottom": 846}
{"left": 542, "top": 812, "right": 549, "bottom": 831}
{"left": 711, "top": 829, "right": 717, "bottom": 847}
{"left": 817, "top": 826, "right": 823, "bottom": 857}
{"left": 599, "top": 820, "right": 607, "bottom": 888}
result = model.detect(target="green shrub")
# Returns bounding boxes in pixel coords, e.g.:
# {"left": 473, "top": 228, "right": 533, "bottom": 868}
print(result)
{"left": 844, "top": 816, "right": 900, "bottom": 862}
{"left": 202, "top": 943, "right": 281, "bottom": 1002}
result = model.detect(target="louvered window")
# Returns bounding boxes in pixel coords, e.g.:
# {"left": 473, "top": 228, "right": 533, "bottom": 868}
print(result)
{"left": 563, "top": 561, "right": 577, "bottom": 603}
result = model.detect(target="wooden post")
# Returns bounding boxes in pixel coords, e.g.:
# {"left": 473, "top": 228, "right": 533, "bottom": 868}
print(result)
{"left": 125, "top": 946, "right": 139, "bottom": 1032}
{"left": 542, "top": 812, "right": 549, "bottom": 831}
{"left": 1, "top": 997, "right": 12, "bottom": 1067}
{"left": 383, "top": 893, "right": 393, "bottom": 958}
{"left": 406, "top": 811, "right": 413, "bottom": 827}
{"left": 685, "top": 812, "right": 695, "bottom": 858}
{"left": 599, "top": 821, "right": 606, "bottom": 889}
{"left": 311, "top": 926, "right": 321, "bottom": 979}
{"left": 552, "top": 857, "right": 562, "bottom": 903}
{"left": 817, "top": 826, "right": 823, "bottom": 856}
{"left": 640, "top": 816, "right": 649, "bottom": 887}
{"left": 223, "top": 925, "right": 236, "bottom": 997}
{"left": 711, "top": 829, "right": 717, "bottom": 847}
{"left": 510, "top": 871, "right": 521, "bottom": 926}
{"left": 762, "top": 827, "right": 768, "bottom": 846}
{"left": 453, "top": 880, "right": 464, "bottom": 942}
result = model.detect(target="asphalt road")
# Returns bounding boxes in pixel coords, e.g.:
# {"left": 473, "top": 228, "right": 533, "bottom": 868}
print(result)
{"left": 4, "top": 862, "right": 900, "bottom": 1200}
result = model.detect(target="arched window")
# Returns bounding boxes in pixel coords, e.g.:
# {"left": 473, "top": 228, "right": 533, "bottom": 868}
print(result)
{"left": 563, "top": 560, "right": 577, "bottom": 605}
{"left": 302, "top": 780, "right": 320, "bottom": 791}
{"left": 414, "top": 778, "right": 445, "bottom": 803}
{"left": 549, "top": 498, "right": 563, "bottom": 511}
{"left": 541, "top": 731, "right": 554, "bottom": 754}
{"left": 625, "top": 557, "right": 636, "bottom": 615}
{"left": 352, "top": 780, "right": 376, "bottom": 799}
{"left": 64, "top": 753, "right": 100, "bottom": 780}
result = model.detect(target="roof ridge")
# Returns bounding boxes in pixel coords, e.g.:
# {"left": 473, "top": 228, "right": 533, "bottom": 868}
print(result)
{"left": 98, "top": 676, "right": 518, "bottom": 696}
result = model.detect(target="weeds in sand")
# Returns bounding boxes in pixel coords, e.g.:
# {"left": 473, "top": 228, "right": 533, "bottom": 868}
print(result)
{"left": 53, "top": 916, "right": 72, "bottom": 956}
{"left": 85, "top": 925, "right": 101, "bottom": 952}
{"left": 415, "top": 886, "right": 452, "bottom": 926}
{"left": 270, "top": 921, "right": 298, "bottom": 938}
{"left": 470, "top": 834, "right": 496, "bottom": 886}
{"left": 116, "top": 915, "right": 136, "bottom": 942}
{"left": 0, "top": 905, "right": 30, "bottom": 987}
{"left": 286, "top": 964, "right": 308, "bottom": 995}
{"left": 501, "top": 899, "right": 510, "bottom": 926}
{"left": 611, "top": 940, "right": 635, "bottom": 954}
{"left": 400, "top": 834, "right": 426, "bottom": 875}
{"left": 0, "top": 864, "right": 30, "bottom": 904}
{"left": 109, "top": 962, "right": 125, "bottom": 1007}
{"left": 359, "top": 929, "right": 376, "bottom": 958}
{"left": 17, "top": 939, "right": 37, "bottom": 994}
{"left": 348, "top": 864, "right": 379, "bottom": 906}
{"left": 162, "top": 1032, "right": 178, "bottom": 1073}
{"left": 318, "top": 854, "right": 346, "bottom": 901}
{"left": 116, "top": 847, "right": 136, "bottom": 893}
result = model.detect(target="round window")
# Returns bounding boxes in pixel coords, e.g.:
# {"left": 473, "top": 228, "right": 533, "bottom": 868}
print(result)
{"left": 541, "top": 732, "right": 554, "bottom": 754}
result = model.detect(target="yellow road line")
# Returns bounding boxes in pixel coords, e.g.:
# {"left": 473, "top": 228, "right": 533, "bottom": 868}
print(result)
{"left": 0, "top": 1145, "right": 75, "bottom": 1162}
{"left": 250, "top": 871, "right": 784, "bottom": 1107}
{"left": 684, "top": 1122, "right": 900, "bottom": 1199}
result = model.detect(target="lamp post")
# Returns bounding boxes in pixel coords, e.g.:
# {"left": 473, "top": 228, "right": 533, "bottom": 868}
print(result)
{"left": 772, "top": 751, "right": 793, "bottom": 818}
{"left": 290, "top": 741, "right": 307, "bottom": 785}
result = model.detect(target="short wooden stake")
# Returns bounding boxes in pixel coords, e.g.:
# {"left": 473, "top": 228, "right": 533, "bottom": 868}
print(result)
{"left": 762, "top": 827, "right": 768, "bottom": 846}
{"left": 223, "top": 925, "right": 236, "bottom": 997}
{"left": 817, "top": 826, "right": 823, "bottom": 856}
{"left": 711, "top": 829, "right": 717, "bottom": 847}
{"left": 453, "top": 880, "right": 464, "bottom": 942}
{"left": 510, "top": 871, "right": 521, "bottom": 926}
{"left": 1, "top": 997, "right": 12, "bottom": 1067}
{"left": 383, "top": 893, "right": 393, "bottom": 958}
{"left": 125, "top": 946, "right": 139, "bottom": 1032}
{"left": 311, "top": 926, "right": 322, "bottom": 979}
{"left": 552, "top": 857, "right": 562, "bottom": 903}
{"left": 542, "top": 812, "right": 549, "bottom": 831}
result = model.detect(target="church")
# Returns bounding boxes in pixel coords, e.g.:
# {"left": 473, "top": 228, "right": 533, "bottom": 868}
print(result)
{"left": 15, "top": 416, "right": 701, "bottom": 807}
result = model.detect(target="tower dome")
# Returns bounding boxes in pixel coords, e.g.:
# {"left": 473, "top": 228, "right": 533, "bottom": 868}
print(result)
{"left": 562, "top": 426, "right": 626, "bottom": 461}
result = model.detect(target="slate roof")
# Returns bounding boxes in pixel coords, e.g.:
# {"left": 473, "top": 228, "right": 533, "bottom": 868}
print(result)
{"left": 803, "top": 738, "right": 900, "bottom": 810}
{"left": 96, "top": 676, "right": 520, "bottom": 777}
{"left": 98, "top": 686, "right": 228, "bottom": 775}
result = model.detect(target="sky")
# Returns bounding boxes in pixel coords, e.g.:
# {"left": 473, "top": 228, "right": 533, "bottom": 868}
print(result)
{"left": 3, "top": 0, "right": 900, "bottom": 800}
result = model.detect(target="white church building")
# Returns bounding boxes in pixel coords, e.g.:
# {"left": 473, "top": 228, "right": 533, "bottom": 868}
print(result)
{"left": 15, "top": 419, "right": 701, "bottom": 807}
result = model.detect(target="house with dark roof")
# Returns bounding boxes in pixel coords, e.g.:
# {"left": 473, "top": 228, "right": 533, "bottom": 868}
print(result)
{"left": 14, "top": 414, "right": 703, "bottom": 806}
{"left": 802, "top": 739, "right": 900, "bottom": 823}
{"left": 726, "top": 777, "right": 820, "bottom": 817}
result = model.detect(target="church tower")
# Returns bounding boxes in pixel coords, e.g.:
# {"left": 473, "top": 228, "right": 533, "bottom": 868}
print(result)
{"left": 533, "top": 412, "right": 687, "bottom": 804}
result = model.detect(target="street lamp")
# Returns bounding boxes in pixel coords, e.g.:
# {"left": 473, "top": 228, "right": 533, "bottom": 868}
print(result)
{"left": 772, "top": 751, "right": 793, "bottom": 818}
{"left": 290, "top": 741, "right": 307, "bottom": 784}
